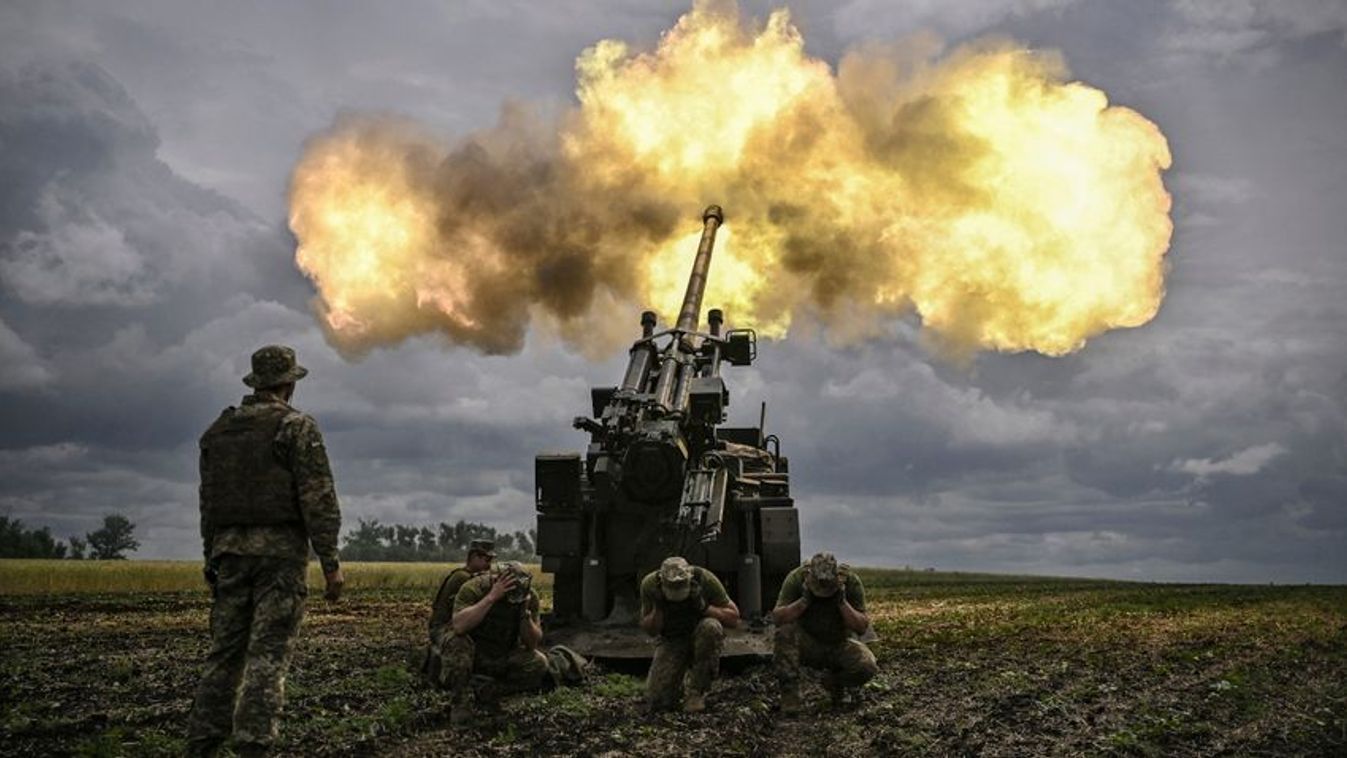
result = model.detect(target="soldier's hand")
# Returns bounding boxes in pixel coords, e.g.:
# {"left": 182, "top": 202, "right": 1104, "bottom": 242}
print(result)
{"left": 203, "top": 562, "right": 219, "bottom": 588}
{"left": 324, "top": 567, "right": 345, "bottom": 602}
{"left": 486, "top": 573, "right": 518, "bottom": 603}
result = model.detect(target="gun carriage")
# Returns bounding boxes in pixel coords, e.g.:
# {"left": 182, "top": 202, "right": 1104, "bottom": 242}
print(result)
{"left": 535, "top": 206, "right": 800, "bottom": 657}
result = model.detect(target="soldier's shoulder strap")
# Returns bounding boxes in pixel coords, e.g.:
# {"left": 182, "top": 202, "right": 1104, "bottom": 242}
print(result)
{"left": 276, "top": 407, "right": 315, "bottom": 433}
{"left": 200, "top": 406, "right": 238, "bottom": 441}
{"left": 436, "top": 566, "right": 468, "bottom": 591}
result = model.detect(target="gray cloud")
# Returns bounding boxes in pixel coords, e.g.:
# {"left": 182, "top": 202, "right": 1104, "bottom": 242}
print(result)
{"left": 833, "top": 0, "right": 1079, "bottom": 41}
{"left": 0, "top": 317, "right": 53, "bottom": 391}
{"left": 1166, "top": 0, "right": 1347, "bottom": 63}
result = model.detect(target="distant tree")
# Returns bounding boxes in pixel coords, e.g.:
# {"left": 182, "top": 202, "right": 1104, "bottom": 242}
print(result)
{"left": 343, "top": 519, "right": 382, "bottom": 556}
{"left": 0, "top": 516, "right": 71, "bottom": 559}
{"left": 86, "top": 514, "right": 139, "bottom": 560}
{"left": 418, "top": 527, "right": 436, "bottom": 554}
{"left": 394, "top": 524, "right": 418, "bottom": 550}
{"left": 68, "top": 536, "right": 87, "bottom": 560}
{"left": 339, "top": 519, "right": 539, "bottom": 562}
{"left": 515, "top": 529, "right": 535, "bottom": 557}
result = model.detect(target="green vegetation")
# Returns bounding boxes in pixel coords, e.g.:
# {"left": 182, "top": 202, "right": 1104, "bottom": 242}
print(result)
{"left": 341, "top": 518, "right": 537, "bottom": 562}
{"left": 0, "top": 513, "right": 139, "bottom": 560}
{"left": 0, "top": 565, "right": 1342, "bottom": 756}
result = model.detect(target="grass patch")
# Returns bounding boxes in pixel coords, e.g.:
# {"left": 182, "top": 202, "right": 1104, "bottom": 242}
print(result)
{"left": 0, "top": 559, "right": 551, "bottom": 595}
{"left": 592, "top": 673, "right": 644, "bottom": 699}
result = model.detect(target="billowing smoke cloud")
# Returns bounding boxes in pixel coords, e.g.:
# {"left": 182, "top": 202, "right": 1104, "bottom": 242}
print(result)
{"left": 289, "top": 1, "right": 1172, "bottom": 358}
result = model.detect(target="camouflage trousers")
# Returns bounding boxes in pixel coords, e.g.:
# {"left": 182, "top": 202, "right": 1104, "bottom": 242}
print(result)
{"left": 646, "top": 617, "right": 724, "bottom": 710}
{"left": 772, "top": 623, "right": 878, "bottom": 693}
{"left": 185, "top": 555, "right": 307, "bottom": 754}
{"left": 421, "top": 625, "right": 456, "bottom": 688}
{"left": 440, "top": 634, "right": 550, "bottom": 705}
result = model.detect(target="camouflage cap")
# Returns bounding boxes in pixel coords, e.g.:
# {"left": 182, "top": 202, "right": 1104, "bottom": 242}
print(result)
{"left": 497, "top": 561, "right": 532, "bottom": 604}
{"left": 243, "top": 345, "right": 308, "bottom": 389}
{"left": 468, "top": 539, "right": 496, "bottom": 558}
{"left": 803, "top": 552, "right": 841, "bottom": 596}
{"left": 658, "top": 556, "right": 693, "bottom": 601}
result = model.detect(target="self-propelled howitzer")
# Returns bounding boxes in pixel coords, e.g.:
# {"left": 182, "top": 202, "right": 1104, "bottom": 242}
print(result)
{"left": 535, "top": 206, "right": 800, "bottom": 658}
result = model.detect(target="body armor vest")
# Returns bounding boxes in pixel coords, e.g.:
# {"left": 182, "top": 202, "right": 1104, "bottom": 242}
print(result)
{"left": 659, "top": 573, "right": 705, "bottom": 639}
{"left": 200, "top": 404, "right": 301, "bottom": 528}
{"left": 472, "top": 593, "right": 524, "bottom": 658}
{"left": 800, "top": 565, "right": 852, "bottom": 645}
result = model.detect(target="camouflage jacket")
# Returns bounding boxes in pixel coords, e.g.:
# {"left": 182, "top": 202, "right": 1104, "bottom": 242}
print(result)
{"left": 200, "top": 394, "right": 342, "bottom": 573}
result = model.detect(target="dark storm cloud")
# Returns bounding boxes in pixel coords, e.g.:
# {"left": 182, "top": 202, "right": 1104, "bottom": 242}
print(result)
{"left": 0, "top": 48, "right": 599, "bottom": 553}
{"left": 0, "top": 1, "right": 1343, "bottom": 580}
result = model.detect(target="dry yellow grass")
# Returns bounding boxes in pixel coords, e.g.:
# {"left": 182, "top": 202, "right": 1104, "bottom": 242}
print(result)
{"left": 0, "top": 559, "right": 549, "bottom": 595}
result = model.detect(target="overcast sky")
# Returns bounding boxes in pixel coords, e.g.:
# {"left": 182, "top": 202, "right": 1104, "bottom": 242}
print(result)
{"left": 1, "top": 0, "right": 1344, "bottom": 582}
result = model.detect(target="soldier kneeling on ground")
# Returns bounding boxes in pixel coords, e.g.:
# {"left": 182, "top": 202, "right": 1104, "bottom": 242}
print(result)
{"left": 422, "top": 538, "right": 496, "bottom": 686}
{"left": 444, "top": 561, "right": 551, "bottom": 726}
{"left": 772, "top": 552, "right": 878, "bottom": 714}
{"left": 640, "top": 556, "right": 741, "bottom": 713}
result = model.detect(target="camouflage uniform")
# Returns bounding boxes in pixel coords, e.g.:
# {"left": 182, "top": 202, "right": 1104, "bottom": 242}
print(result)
{"left": 640, "top": 558, "right": 732, "bottom": 711}
{"left": 443, "top": 565, "right": 549, "bottom": 713}
{"left": 423, "top": 539, "right": 496, "bottom": 687}
{"left": 186, "top": 346, "right": 341, "bottom": 757}
{"left": 773, "top": 554, "right": 878, "bottom": 706}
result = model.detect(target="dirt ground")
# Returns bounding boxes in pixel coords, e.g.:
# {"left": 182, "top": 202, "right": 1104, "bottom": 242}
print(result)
{"left": 2, "top": 570, "right": 1345, "bottom": 756}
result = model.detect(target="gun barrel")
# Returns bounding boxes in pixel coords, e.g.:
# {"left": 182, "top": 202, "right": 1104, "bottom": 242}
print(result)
{"left": 675, "top": 205, "right": 724, "bottom": 333}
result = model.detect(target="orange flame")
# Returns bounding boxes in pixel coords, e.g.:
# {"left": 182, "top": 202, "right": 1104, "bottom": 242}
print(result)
{"left": 289, "top": 1, "right": 1171, "bottom": 358}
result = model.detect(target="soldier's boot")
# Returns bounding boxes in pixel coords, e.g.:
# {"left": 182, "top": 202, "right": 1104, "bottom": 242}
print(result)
{"left": 473, "top": 675, "right": 502, "bottom": 716}
{"left": 823, "top": 671, "right": 844, "bottom": 707}
{"left": 683, "top": 691, "right": 706, "bottom": 713}
{"left": 449, "top": 705, "right": 473, "bottom": 728}
{"left": 823, "top": 672, "right": 861, "bottom": 711}
{"left": 449, "top": 684, "right": 474, "bottom": 729}
{"left": 822, "top": 672, "right": 857, "bottom": 710}
{"left": 779, "top": 686, "right": 802, "bottom": 716}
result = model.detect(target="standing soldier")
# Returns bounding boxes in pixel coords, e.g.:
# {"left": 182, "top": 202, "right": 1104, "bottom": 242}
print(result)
{"left": 772, "top": 552, "right": 877, "bottom": 714}
{"left": 444, "top": 561, "right": 550, "bottom": 725}
{"left": 639, "top": 556, "right": 741, "bottom": 713}
{"left": 423, "top": 539, "right": 496, "bottom": 686}
{"left": 186, "top": 345, "right": 344, "bottom": 758}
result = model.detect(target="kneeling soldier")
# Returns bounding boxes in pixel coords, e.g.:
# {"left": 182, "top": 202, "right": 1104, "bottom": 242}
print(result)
{"left": 640, "top": 556, "right": 741, "bottom": 712}
{"left": 445, "top": 561, "right": 549, "bottom": 725}
{"left": 772, "top": 552, "right": 877, "bottom": 713}
{"left": 423, "top": 539, "right": 495, "bottom": 686}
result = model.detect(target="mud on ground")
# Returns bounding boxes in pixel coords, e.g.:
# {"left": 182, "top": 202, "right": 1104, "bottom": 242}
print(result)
{"left": 2, "top": 573, "right": 1345, "bottom": 756}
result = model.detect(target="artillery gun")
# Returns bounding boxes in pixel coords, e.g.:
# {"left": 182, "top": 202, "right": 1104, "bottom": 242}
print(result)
{"left": 535, "top": 205, "right": 800, "bottom": 657}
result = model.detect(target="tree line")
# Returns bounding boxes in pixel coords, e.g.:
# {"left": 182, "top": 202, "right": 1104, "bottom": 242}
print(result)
{"left": 1, "top": 513, "right": 537, "bottom": 563}
{"left": 0, "top": 514, "right": 140, "bottom": 559}
{"left": 341, "top": 518, "right": 538, "bottom": 562}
